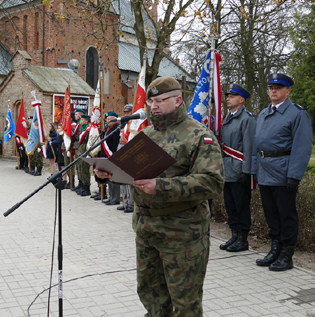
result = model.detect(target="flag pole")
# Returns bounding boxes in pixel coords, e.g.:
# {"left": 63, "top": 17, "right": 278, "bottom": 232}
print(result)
{"left": 68, "top": 80, "right": 74, "bottom": 188}
{"left": 99, "top": 63, "right": 105, "bottom": 199}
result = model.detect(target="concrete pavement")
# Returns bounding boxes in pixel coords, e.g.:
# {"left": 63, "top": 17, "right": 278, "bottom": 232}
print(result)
{"left": 0, "top": 158, "right": 315, "bottom": 317}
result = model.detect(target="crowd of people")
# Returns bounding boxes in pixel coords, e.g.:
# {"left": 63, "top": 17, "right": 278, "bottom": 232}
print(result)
{"left": 14, "top": 73, "right": 313, "bottom": 316}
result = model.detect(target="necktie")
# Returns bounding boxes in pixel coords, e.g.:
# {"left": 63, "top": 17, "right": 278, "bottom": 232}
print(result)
{"left": 272, "top": 106, "right": 276, "bottom": 112}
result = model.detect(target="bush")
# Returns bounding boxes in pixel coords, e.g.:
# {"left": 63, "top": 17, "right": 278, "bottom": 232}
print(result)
{"left": 212, "top": 172, "right": 315, "bottom": 251}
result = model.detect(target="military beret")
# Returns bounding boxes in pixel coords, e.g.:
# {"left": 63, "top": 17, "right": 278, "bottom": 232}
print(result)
{"left": 146, "top": 76, "right": 181, "bottom": 98}
{"left": 71, "top": 111, "right": 75, "bottom": 116}
{"left": 124, "top": 103, "right": 133, "bottom": 112}
{"left": 107, "top": 111, "right": 118, "bottom": 117}
{"left": 81, "top": 114, "right": 90, "bottom": 119}
{"left": 268, "top": 73, "right": 294, "bottom": 87}
{"left": 27, "top": 116, "right": 33, "bottom": 120}
{"left": 225, "top": 83, "right": 250, "bottom": 100}
{"left": 75, "top": 108, "right": 85, "bottom": 114}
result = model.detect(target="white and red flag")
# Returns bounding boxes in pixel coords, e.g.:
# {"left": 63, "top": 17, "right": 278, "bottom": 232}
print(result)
{"left": 15, "top": 98, "right": 28, "bottom": 147}
{"left": 87, "top": 80, "right": 101, "bottom": 156}
{"left": 122, "top": 66, "right": 148, "bottom": 143}
{"left": 62, "top": 86, "right": 72, "bottom": 151}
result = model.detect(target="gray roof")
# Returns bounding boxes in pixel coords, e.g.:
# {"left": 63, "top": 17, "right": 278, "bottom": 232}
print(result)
{"left": 0, "top": 0, "right": 34, "bottom": 9}
{"left": 23, "top": 66, "right": 95, "bottom": 95}
{"left": 118, "top": 42, "right": 195, "bottom": 83}
{"left": 112, "top": 0, "right": 156, "bottom": 40}
{"left": 0, "top": 45, "right": 12, "bottom": 76}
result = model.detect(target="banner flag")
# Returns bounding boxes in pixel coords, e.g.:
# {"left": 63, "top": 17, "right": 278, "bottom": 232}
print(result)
{"left": 15, "top": 98, "right": 28, "bottom": 147}
{"left": 187, "top": 50, "right": 222, "bottom": 133}
{"left": 62, "top": 86, "right": 72, "bottom": 151}
{"left": 4, "top": 101, "right": 16, "bottom": 147}
{"left": 122, "top": 66, "right": 148, "bottom": 143}
{"left": 26, "top": 101, "right": 47, "bottom": 155}
{"left": 87, "top": 80, "right": 101, "bottom": 156}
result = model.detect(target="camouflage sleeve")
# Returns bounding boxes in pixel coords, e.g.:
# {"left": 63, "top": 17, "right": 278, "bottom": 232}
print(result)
{"left": 155, "top": 134, "right": 224, "bottom": 202}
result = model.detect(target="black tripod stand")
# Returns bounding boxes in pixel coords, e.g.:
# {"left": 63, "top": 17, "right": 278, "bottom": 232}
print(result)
{"left": 3, "top": 124, "right": 122, "bottom": 317}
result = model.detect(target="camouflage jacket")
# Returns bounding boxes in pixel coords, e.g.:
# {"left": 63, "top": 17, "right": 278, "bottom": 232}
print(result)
{"left": 132, "top": 105, "right": 224, "bottom": 243}
{"left": 76, "top": 123, "right": 90, "bottom": 156}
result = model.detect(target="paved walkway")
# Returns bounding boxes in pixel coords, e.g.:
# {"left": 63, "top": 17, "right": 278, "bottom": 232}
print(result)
{"left": 0, "top": 158, "right": 315, "bottom": 317}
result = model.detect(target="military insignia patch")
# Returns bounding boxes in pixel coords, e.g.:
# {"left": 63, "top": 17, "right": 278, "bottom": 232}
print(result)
{"left": 151, "top": 86, "right": 159, "bottom": 95}
{"left": 204, "top": 137, "right": 213, "bottom": 144}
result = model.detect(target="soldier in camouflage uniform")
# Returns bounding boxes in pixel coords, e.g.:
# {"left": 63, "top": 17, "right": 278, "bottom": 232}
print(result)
{"left": 94, "top": 77, "right": 224, "bottom": 316}
{"left": 77, "top": 114, "right": 91, "bottom": 196}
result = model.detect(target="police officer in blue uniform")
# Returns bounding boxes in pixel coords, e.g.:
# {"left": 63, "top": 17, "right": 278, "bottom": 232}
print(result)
{"left": 252, "top": 73, "right": 313, "bottom": 271}
{"left": 220, "top": 84, "right": 257, "bottom": 252}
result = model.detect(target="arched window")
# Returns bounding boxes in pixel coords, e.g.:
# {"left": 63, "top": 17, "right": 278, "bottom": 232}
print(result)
{"left": 86, "top": 47, "right": 99, "bottom": 89}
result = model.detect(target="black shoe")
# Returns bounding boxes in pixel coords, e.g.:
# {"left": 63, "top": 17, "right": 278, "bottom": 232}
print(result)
{"left": 105, "top": 201, "right": 120, "bottom": 205}
{"left": 226, "top": 231, "right": 249, "bottom": 252}
{"left": 124, "top": 206, "right": 134, "bottom": 213}
{"left": 117, "top": 205, "right": 125, "bottom": 211}
{"left": 65, "top": 182, "right": 70, "bottom": 189}
{"left": 94, "top": 193, "right": 102, "bottom": 200}
{"left": 256, "top": 240, "right": 282, "bottom": 267}
{"left": 102, "top": 199, "right": 111, "bottom": 204}
{"left": 269, "top": 246, "right": 294, "bottom": 271}
{"left": 220, "top": 229, "right": 238, "bottom": 250}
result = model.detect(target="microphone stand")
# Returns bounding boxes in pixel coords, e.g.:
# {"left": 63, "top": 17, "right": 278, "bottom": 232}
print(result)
{"left": 3, "top": 124, "right": 122, "bottom": 317}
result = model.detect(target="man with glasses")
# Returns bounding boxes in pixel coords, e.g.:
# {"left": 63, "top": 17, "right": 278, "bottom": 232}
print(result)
{"left": 252, "top": 73, "right": 313, "bottom": 271}
{"left": 94, "top": 76, "right": 224, "bottom": 316}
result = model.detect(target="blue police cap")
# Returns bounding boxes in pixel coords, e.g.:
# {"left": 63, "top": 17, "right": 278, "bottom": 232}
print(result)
{"left": 225, "top": 84, "right": 250, "bottom": 100}
{"left": 268, "top": 73, "right": 294, "bottom": 87}
{"left": 27, "top": 116, "right": 33, "bottom": 120}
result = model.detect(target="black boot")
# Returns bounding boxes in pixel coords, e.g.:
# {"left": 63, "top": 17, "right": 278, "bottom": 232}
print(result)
{"left": 226, "top": 231, "right": 249, "bottom": 252}
{"left": 256, "top": 240, "right": 282, "bottom": 267}
{"left": 65, "top": 182, "right": 71, "bottom": 189}
{"left": 75, "top": 181, "right": 84, "bottom": 195}
{"left": 80, "top": 185, "right": 91, "bottom": 197}
{"left": 219, "top": 229, "right": 238, "bottom": 250}
{"left": 27, "top": 166, "right": 35, "bottom": 174}
{"left": 71, "top": 181, "right": 80, "bottom": 191}
{"left": 91, "top": 187, "right": 101, "bottom": 199}
{"left": 269, "top": 246, "right": 294, "bottom": 271}
{"left": 34, "top": 167, "right": 42, "bottom": 176}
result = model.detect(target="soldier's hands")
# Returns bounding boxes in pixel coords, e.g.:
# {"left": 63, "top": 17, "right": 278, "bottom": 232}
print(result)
{"left": 93, "top": 168, "right": 112, "bottom": 179}
{"left": 287, "top": 178, "right": 299, "bottom": 193}
{"left": 134, "top": 179, "right": 156, "bottom": 195}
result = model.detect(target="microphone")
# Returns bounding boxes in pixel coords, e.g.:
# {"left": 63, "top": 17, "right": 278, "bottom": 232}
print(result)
{"left": 109, "top": 112, "right": 147, "bottom": 123}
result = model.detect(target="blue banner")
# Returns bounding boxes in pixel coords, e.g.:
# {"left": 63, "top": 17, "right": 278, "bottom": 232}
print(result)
{"left": 187, "top": 50, "right": 212, "bottom": 123}
{"left": 4, "top": 104, "right": 16, "bottom": 147}
{"left": 26, "top": 107, "right": 45, "bottom": 155}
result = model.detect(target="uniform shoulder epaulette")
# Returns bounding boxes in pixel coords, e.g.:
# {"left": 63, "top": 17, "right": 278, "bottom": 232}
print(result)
{"left": 293, "top": 103, "right": 305, "bottom": 110}
{"left": 245, "top": 110, "right": 255, "bottom": 117}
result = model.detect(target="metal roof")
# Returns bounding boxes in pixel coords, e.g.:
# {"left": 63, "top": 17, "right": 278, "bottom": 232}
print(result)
{"left": 0, "top": 0, "right": 34, "bottom": 9}
{"left": 0, "top": 44, "right": 12, "bottom": 76}
{"left": 118, "top": 42, "right": 195, "bottom": 83}
{"left": 22, "top": 66, "right": 95, "bottom": 95}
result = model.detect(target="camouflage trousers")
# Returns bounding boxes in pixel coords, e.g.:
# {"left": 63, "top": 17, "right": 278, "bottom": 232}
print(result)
{"left": 30, "top": 148, "right": 43, "bottom": 168}
{"left": 77, "top": 160, "right": 90, "bottom": 186}
{"left": 136, "top": 234, "right": 209, "bottom": 317}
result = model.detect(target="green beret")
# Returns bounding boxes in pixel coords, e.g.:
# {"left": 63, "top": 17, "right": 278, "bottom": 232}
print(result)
{"left": 107, "top": 111, "right": 118, "bottom": 117}
{"left": 71, "top": 111, "right": 75, "bottom": 116}
{"left": 81, "top": 114, "right": 90, "bottom": 119}
{"left": 146, "top": 76, "right": 181, "bottom": 98}
{"left": 75, "top": 108, "right": 85, "bottom": 114}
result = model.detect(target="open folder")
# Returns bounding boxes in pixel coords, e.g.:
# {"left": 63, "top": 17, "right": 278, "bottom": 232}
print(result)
{"left": 82, "top": 131, "right": 176, "bottom": 185}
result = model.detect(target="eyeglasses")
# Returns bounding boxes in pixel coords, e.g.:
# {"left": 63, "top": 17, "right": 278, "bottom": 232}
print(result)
{"left": 146, "top": 95, "right": 178, "bottom": 106}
